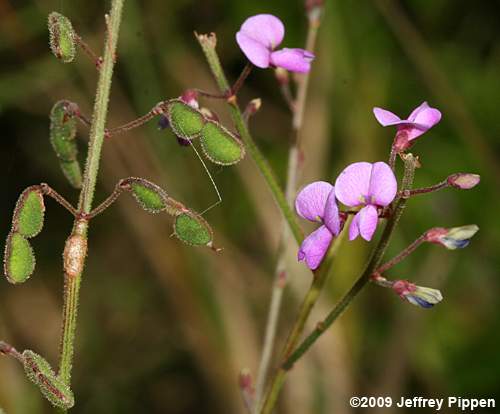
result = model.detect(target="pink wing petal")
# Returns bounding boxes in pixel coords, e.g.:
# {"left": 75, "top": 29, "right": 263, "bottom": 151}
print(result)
{"left": 238, "top": 14, "right": 285, "bottom": 50}
{"left": 270, "top": 48, "right": 314, "bottom": 73}
{"left": 297, "top": 225, "right": 333, "bottom": 270}
{"left": 411, "top": 107, "right": 441, "bottom": 130}
{"left": 334, "top": 162, "right": 372, "bottom": 207}
{"left": 358, "top": 205, "right": 378, "bottom": 241}
{"left": 373, "top": 107, "right": 402, "bottom": 126}
{"left": 407, "top": 101, "right": 430, "bottom": 122}
{"left": 236, "top": 32, "right": 272, "bottom": 68}
{"left": 349, "top": 212, "right": 361, "bottom": 241}
{"left": 368, "top": 162, "right": 397, "bottom": 206}
{"left": 295, "top": 181, "right": 334, "bottom": 222}
{"left": 323, "top": 189, "right": 340, "bottom": 236}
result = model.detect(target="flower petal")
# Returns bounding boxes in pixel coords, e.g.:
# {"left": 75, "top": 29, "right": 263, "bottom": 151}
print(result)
{"left": 270, "top": 48, "right": 314, "bottom": 73}
{"left": 358, "top": 205, "right": 378, "bottom": 241}
{"left": 373, "top": 107, "right": 402, "bottom": 126}
{"left": 295, "top": 181, "right": 333, "bottom": 222}
{"left": 407, "top": 101, "right": 430, "bottom": 122}
{"left": 323, "top": 189, "right": 340, "bottom": 236}
{"left": 368, "top": 161, "right": 397, "bottom": 206}
{"left": 238, "top": 14, "right": 284, "bottom": 50}
{"left": 349, "top": 212, "right": 361, "bottom": 240}
{"left": 334, "top": 162, "right": 372, "bottom": 207}
{"left": 236, "top": 32, "right": 271, "bottom": 68}
{"left": 297, "top": 225, "right": 333, "bottom": 270}
{"left": 405, "top": 102, "right": 441, "bottom": 140}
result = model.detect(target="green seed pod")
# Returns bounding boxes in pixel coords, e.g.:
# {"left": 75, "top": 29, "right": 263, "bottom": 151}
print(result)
{"left": 121, "top": 178, "right": 169, "bottom": 214}
{"left": 50, "top": 100, "right": 77, "bottom": 161}
{"left": 200, "top": 121, "right": 245, "bottom": 165}
{"left": 174, "top": 211, "right": 213, "bottom": 246}
{"left": 12, "top": 187, "right": 45, "bottom": 238}
{"left": 48, "top": 12, "right": 76, "bottom": 63}
{"left": 4, "top": 233, "right": 35, "bottom": 284}
{"left": 60, "top": 160, "right": 83, "bottom": 189}
{"left": 166, "top": 99, "right": 206, "bottom": 140}
{"left": 22, "top": 350, "right": 75, "bottom": 409}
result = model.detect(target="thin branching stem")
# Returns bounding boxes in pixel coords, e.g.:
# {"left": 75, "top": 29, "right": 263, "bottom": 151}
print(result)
{"left": 376, "top": 233, "right": 426, "bottom": 274}
{"left": 39, "top": 183, "right": 78, "bottom": 216}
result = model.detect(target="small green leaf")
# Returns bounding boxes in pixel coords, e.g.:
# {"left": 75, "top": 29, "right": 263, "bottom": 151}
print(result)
{"left": 200, "top": 121, "right": 245, "bottom": 165}
{"left": 4, "top": 233, "right": 35, "bottom": 284}
{"left": 60, "top": 160, "right": 82, "bottom": 189}
{"left": 174, "top": 211, "right": 213, "bottom": 246}
{"left": 48, "top": 12, "right": 76, "bottom": 63}
{"left": 22, "top": 350, "right": 75, "bottom": 409}
{"left": 166, "top": 99, "right": 205, "bottom": 140}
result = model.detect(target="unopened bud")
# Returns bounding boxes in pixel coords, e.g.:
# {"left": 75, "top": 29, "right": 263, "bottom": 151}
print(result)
{"left": 244, "top": 98, "right": 262, "bottom": 120}
{"left": 392, "top": 280, "right": 443, "bottom": 309}
{"left": 180, "top": 89, "right": 200, "bottom": 109}
{"left": 425, "top": 225, "right": 479, "bottom": 250}
{"left": 447, "top": 173, "right": 480, "bottom": 190}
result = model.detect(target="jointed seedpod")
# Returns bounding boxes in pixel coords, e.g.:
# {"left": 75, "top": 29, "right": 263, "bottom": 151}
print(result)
{"left": 48, "top": 12, "right": 76, "bottom": 63}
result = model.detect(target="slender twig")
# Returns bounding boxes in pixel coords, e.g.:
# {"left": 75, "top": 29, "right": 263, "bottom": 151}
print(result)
{"left": 260, "top": 154, "right": 419, "bottom": 414}
{"left": 57, "top": 0, "right": 124, "bottom": 399}
{"left": 74, "top": 33, "right": 103, "bottom": 69}
{"left": 0, "top": 341, "right": 24, "bottom": 362}
{"left": 106, "top": 101, "right": 166, "bottom": 137}
{"left": 85, "top": 181, "right": 126, "bottom": 219}
{"left": 40, "top": 183, "right": 78, "bottom": 216}
{"left": 254, "top": 9, "right": 322, "bottom": 411}
{"left": 376, "top": 233, "right": 426, "bottom": 274}
{"left": 402, "top": 180, "right": 448, "bottom": 196}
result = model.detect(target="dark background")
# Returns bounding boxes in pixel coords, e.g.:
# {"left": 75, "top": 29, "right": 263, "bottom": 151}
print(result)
{"left": 0, "top": 1, "right": 498, "bottom": 413}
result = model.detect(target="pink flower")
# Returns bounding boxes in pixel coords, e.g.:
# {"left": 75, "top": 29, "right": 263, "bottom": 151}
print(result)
{"left": 236, "top": 14, "right": 315, "bottom": 73}
{"left": 373, "top": 102, "right": 441, "bottom": 151}
{"left": 335, "top": 162, "right": 397, "bottom": 241}
{"left": 295, "top": 181, "right": 340, "bottom": 270}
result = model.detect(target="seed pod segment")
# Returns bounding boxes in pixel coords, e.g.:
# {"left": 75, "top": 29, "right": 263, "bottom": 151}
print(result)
{"left": 173, "top": 210, "right": 213, "bottom": 247}
{"left": 200, "top": 121, "right": 245, "bottom": 165}
{"left": 48, "top": 12, "right": 76, "bottom": 63}
{"left": 12, "top": 187, "right": 45, "bottom": 238}
{"left": 166, "top": 99, "right": 206, "bottom": 140}
{"left": 4, "top": 232, "right": 36, "bottom": 284}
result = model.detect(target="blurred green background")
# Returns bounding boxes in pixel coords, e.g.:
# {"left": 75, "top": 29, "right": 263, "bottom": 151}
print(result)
{"left": 0, "top": 0, "right": 499, "bottom": 413}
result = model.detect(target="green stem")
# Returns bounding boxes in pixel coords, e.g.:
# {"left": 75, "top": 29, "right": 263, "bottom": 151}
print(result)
{"left": 260, "top": 154, "right": 419, "bottom": 414}
{"left": 57, "top": 0, "right": 124, "bottom": 396}
{"left": 196, "top": 33, "right": 303, "bottom": 244}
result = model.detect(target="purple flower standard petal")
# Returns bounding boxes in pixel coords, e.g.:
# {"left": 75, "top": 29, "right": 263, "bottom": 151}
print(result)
{"left": 270, "top": 48, "right": 315, "bottom": 73}
{"left": 357, "top": 205, "right": 378, "bottom": 241}
{"left": 407, "top": 101, "right": 429, "bottom": 122}
{"left": 334, "top": 162, "right": 372, "bottom": 207}
{"left": 323, "top": 189, "right": 340, "bottom": 235}
{"left": 373, "top": 107, "right": 402, "bottom": 126}
{"left": 238, "top": 14, "right": 285, "bottom": 50}
{"left": 367, "top": 162, "right": 397, "bottom": 206}
{"left": 236, "top": 32, "right": 272, "bottom": 68}
{"left": 236, "top": 14, "right": 285, "bottom": 68}
{"left": 297, "top": 225, "right": 333, "bottom": 270}
{"left": 295, "top": 181, "right": 333, "bottom": 222}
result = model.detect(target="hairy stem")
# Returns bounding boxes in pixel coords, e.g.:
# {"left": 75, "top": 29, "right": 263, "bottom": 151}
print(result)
{"left": 376, "top": 233, "right": 426, "bottom": 274}
{"left": 57, "top": 0, "right": 124, "bottom": 397}
{"left": 196, "top": 32, "right": 303, "bottom": 244}
{"left": 254, "top": 10, "right": 322, "bottom": 410}
{"left": 260, "top": 154, "right": 419, "bottom": 414}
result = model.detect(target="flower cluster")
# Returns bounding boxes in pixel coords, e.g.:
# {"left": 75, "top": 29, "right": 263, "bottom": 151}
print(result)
{"left": 295, "top": 101, "right": 479, "bottom": 309}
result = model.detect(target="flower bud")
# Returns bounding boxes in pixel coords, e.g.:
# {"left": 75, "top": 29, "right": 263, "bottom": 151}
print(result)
{"left": 180, "top": 89, "right": 200, "bottom": 109}
{"left": 425, "top": 225, "right": 479, "bottom": 250}
{"left": 392, "top": 280, "right": 443, "bottom": 309}
{"left": 48, "top": 12, "right": 76, "bottom": 63}
{"left": 447, "top": 173, "right": 480, "bottom": 190}
{"left": 244, "top": 98, "right": 262, "bottom": 119}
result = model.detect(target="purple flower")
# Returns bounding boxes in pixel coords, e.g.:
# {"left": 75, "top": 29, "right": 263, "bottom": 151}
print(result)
{"left": 335, "top": 162, "right": 397, "bottom": 241}
{"left": 236, "top": 14, "right": 315, "bottom": 73}
{"left": 373, "top": 102, "right": 441, "bottom": 151}
{"left": 295, "top": 181, "right": 340, "bottom": 270}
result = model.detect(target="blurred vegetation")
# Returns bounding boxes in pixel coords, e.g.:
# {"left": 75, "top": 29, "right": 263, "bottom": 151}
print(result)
{"left": 0, "top": 0, "right": 499, "bottom": 413}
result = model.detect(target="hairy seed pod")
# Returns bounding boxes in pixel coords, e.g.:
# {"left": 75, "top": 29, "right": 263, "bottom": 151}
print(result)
{"left": 12, "top": 187, "right": 45, "bottom": 238}
{"left": 166, "top": 99, "right": 206, "bottom": 140}
{"left": 173, "top": 211, "right": 213, "bottom": 246}
{"left": 4, "top": 232, "right": 36, "bottom": 284}
{"left": 22, "top": 350, "right": 75, "bottom": 409}
{"left": 63, "top": 234, "right": 87, "bottom": 278}
{"left": 200, "top": 121, "right": 246, "bottom": 165}
{"left": 48, "top": 12, "right": 76, "bottom": 63}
